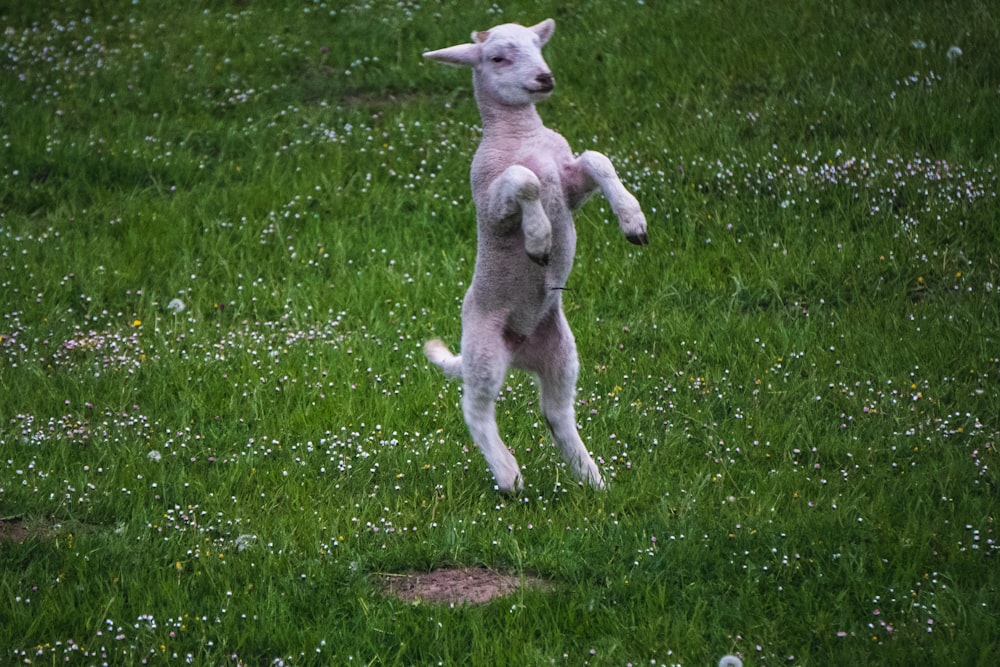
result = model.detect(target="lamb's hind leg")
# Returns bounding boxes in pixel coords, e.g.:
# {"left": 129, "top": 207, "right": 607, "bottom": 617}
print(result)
{"left": 461, "top": 343, "right": 523, "bottom": 494}
{"left": 527, "top": 312, "right": 604, "bottom": 489}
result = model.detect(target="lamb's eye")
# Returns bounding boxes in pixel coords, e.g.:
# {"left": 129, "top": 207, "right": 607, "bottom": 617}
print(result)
{"left": 490, "top": 56, "right": 505, "bottom": 64}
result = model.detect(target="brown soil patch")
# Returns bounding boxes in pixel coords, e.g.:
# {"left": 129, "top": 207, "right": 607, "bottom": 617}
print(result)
{"left": 0, "top": 519, "right": 30, "bottom": 544}
{"left": 378, "top": 567, "right": 553, "bottom": 605}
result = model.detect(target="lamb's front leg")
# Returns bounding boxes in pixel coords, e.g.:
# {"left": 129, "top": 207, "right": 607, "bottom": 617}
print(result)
{"left": 573, "top": 151, "right": 648, "bottom": 246}
{"left": 483, "top": 165, "right": 551, "bottom": 266}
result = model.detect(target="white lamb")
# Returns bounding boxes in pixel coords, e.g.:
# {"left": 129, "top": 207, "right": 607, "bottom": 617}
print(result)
{"left": 422, "top": 18, "right": 648, "bottom": 494}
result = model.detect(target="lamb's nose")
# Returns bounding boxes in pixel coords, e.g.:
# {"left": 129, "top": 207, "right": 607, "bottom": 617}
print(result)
{"left": 536, "top": 72, "right": 554, "bottom": 91}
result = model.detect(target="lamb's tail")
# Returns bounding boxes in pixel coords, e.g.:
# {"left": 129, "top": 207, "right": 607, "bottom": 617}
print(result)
{"left": 424, "top": 339, "right": 463, "bottom": 379}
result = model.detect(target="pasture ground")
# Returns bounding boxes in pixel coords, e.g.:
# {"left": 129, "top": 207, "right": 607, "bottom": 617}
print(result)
{"left": 1, "top": 1, "right": 998, "bottom": 665}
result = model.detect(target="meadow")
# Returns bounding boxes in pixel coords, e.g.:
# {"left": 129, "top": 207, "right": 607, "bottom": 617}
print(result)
{"left": 1, "top": 0, "right": 998, "bottom": 664}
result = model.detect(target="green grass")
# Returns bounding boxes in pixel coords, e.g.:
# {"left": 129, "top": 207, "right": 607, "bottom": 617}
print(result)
{"left": 2, "top": 0, "right": 998, "bottom": 665}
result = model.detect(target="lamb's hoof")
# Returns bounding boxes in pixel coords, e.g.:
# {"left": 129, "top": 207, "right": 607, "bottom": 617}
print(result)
{"left": 626, "top": 231, "right": 649, "bottom": 246}
{"left": 496, "top": 474, "right": 524, "bottom": 496}
{"left": 586, "top": 469, "right": 606, "bottom": 491}
{"left": 528, "top": 252, "right": 550, "bottom": 267}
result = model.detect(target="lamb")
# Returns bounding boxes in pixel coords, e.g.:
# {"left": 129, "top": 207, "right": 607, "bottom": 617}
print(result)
{"left": 422, "top": 18, "right": 648, "bottom": 494}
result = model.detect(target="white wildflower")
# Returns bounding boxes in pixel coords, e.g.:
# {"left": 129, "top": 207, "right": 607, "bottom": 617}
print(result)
{"left": 946, "top": 45, "right": 963, "bottom": 61}
{"left": 235, "top": 534, "right": 257, "bottom": 552}
{"left": 166, "top": 298, "right": 186, "bottom": 313}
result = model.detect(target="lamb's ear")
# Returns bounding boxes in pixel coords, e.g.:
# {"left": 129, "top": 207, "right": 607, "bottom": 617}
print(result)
{"left": 423, "top": 43, "right": 481, "bottom": 67}
{"left": 530, "top": 18, "right": 555, "bottom": 46}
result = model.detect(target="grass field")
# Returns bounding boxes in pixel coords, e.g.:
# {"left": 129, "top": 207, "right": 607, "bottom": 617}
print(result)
{"left": 1, "top": 1, "right": 998, "bottom": 665}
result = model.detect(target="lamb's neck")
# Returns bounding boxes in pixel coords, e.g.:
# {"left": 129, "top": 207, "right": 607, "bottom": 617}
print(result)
{"left": 477, "top": 100, "right": 545, "bottom": 142}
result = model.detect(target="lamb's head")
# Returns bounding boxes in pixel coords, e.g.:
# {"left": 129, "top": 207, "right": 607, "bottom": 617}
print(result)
{"left": 423, "top": 19, "right": 556, "bottom": 107}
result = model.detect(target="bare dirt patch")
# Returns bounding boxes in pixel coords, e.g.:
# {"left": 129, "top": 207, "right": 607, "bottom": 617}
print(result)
{"left": 0, "top": 519, "right": 30, "bottom": 544}
{"left": 378, "top": 567, "right": 553, "bottom": 605}
{"left": 0, "top": 518, "right": 90, "bottom": 544}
